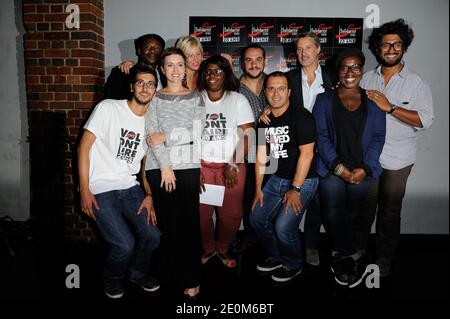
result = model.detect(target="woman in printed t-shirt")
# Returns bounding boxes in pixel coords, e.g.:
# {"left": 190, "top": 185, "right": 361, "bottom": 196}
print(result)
{"left": 197, "top": 55, "right": 254, "bottom": 268}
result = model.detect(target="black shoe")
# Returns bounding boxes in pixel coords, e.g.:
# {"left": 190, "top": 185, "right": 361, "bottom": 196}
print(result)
{"left": 331, "top": 254, "right": 348, "bottom": 286}
{"left": 376, "top": 258, "right": 391, "bottom": 277}
{"left": 347, "top": 256, "right": 369, "bottom": 288}
{"left": 129, "top": 274, "right": 160, "bottom": 292}
{"left": 104, "top": 277, "right": 124, "bottom": 299}
{"left": 271, "top": 267, "right": 302, "bottom": 282}
{"left": 256, "top": 257, "right": 283, "bottom": 272}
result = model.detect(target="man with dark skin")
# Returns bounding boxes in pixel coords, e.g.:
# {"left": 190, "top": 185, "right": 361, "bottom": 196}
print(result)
{"left": 104, "top": 33, "right": 165, "bottom": 99}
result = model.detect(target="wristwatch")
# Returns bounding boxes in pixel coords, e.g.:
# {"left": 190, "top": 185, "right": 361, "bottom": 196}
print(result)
{"left": 388, "top": 104, "right": 398, "bottom": 114}
{"left": 289, "top": 185, "right": 302, "bottom": 193}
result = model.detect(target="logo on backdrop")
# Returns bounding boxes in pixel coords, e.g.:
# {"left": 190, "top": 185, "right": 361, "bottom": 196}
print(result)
{"left": 335, "top": 23, "right": 362, "bottom": 44}
{"left": 249, "top": 22, "right": 275, "bottom": 44}
{"left": 219, "top": 22, "right": 246, "bottom": 43}
{"left": 191, "top": 22, "right": 217, "bottom": 43}
{"left": 277, "top": 23, "right": 304, "bottom": 44}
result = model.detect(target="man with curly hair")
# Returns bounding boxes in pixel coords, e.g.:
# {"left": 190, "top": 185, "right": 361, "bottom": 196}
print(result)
{"left": 359, "top": 19, "right": 434, "bottom": 276}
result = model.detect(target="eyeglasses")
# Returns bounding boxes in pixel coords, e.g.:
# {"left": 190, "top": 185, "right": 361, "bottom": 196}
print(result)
{"left": 203, "top": 68, "right": 224, "bottom": 76}
{"left": 338, "top": 64, "right": 363, "bottom": 74}
{"left": 265, "top": 86, "right": 288, "bottom": 94}
{"left": 134, "top": 80, "right": 156, "bottom": 89}
{"left": 380, "top": 41, "right": 403, "bottom": 51}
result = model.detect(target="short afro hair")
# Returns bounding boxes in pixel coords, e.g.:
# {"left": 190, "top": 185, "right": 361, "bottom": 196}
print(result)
{"left": 335, "top": 48, "right": 365, "bottom": 73}
{"left": 134, "top": 34, "right": 165, "bottom": 56}
{"left": 368, "top": 19, "right": 414, "bottom": 56}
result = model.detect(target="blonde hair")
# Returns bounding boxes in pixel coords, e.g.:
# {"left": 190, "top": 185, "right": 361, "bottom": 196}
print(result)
{"left": 175, "top": 35, "right": 203, "bottom": 56}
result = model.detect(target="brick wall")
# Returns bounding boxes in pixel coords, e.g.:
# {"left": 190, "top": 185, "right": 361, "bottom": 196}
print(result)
{"left": 23, "top": 0, "right": 104, "bottom": 241}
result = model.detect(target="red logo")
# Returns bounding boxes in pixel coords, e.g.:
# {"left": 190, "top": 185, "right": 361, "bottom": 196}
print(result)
{"left": 277, "top": 23, "right": 304, "bottom": 38}
{"left": 126, "top": 131, "right": 136, "bottom": 139}
{"left": 248, "top": 22, "right": 275, "bottom": 37}
{"left": 335, "top": 24, "right": 362, "bottom": 39}
{"left": 219, "top": 23, "right": 245, "bottom": 38}
{"left": 203, "top": 51, "right": 212, "bottom": 60}
{"left": 191, "top": 22, "right": 217, "bottom": 37}
{"left": 318, "top": 52, "right": 332, "bottom": 61}
{"left": 318, "top": 23, "right": 333, "bottom": 30}
{"left": 209, "top": 114, "right": 219, "bottom": 120}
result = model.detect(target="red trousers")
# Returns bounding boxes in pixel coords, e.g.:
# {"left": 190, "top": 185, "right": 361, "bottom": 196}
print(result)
{"left": 200, "top": 161, "right": 245, "bottom": 255}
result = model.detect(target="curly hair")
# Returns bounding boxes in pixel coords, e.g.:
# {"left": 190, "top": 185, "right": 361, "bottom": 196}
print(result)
{"left": 368, "top": 19, "right": 414, "bottom": 56}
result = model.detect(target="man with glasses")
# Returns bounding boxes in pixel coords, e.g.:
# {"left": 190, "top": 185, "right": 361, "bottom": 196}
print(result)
{"left": 78, "top": 66, "right": 161, "bottom": 299}
{"left": 251, "top": 71, "right": 318, "bottom": 282}
{"left": 105, "top": 33, "right": 165, "bottom": 99}
{"left": 359, "top": 19, "right": 434, "bottom": 276}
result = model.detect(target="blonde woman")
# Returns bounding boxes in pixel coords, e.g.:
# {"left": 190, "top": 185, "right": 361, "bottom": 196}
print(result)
{"left": 175, "top": 35, "right": 203, "bottom": 90}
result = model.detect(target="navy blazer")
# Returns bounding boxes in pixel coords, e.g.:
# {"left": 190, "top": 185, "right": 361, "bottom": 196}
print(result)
{"left": 312, "top": 90, "right": 386, "bottom": 180}
{"left": 286, "top": 65, "right": 336, "bottom": 109}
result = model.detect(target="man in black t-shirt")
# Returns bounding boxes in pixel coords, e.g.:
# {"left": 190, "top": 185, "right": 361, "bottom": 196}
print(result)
{"left": 250, "top": 72, "right": 319, "bottom": 283}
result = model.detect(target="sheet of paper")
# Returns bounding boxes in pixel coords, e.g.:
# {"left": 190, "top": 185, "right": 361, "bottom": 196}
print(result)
{"left": 199, "top": 184, "right": 225, "bottom": 207}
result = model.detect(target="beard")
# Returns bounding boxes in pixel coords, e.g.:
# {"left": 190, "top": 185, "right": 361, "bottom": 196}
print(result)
{"left": 133, "top": 93, "right": 151, "bottom": 106}
{"left": 244, "top": 68, "right": 263, "bottom": 79}
{"left": 380, "top": 52, "right": 403, "bottom": 67}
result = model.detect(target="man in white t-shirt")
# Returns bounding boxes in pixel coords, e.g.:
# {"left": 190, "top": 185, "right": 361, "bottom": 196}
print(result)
{"left": 78, "top": 66, "right": 161, "bottom": 299}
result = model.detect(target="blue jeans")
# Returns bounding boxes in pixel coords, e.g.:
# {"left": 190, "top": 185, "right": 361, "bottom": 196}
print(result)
{"left": 319, "top": 174, "right": 372, "bottom": 257}
{"left": 250, "top": 175, "right": 319, "bottom": 270}
{"left": 93, "top": 185, "right": 161, "bottom": 280}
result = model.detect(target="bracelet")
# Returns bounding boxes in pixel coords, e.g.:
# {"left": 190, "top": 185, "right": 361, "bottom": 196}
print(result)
{"left": 145, "top": 193, "right": 152, "bottom": 197}
{"left": 334, "top": 163, "right": 344, "bottom": 176}
{"left": 227, "top": 163, "right": 240, "bottom": 173}
{"left": 290, "top": 185, "right": 302, "bottom": 193}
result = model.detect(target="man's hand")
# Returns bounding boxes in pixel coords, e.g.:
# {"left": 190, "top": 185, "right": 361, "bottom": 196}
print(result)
{"left": 137, "top": 194, "right": 157, "bottom": 225}
{"left": 366, "top": 90, "right": 391, "bottom": 112}
{"left": 283, "top": 190, "right": 303, "bottom": 214}
{"left": 80, "top": 188, "right": 100, "bottom": 220}
{"left": 119, "top": 60, "right": 136, "bottom": 74}
{"left": 251, "top": 190, "right": 264, "bottom": 211}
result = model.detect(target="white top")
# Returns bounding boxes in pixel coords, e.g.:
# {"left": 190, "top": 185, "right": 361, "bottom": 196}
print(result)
{"left": 84, "top": 99, "right": 148, "bottom": 194}
{"left": 301, "top": 64, "right": 325, "bottom": 112}
{"left": 201, "top": 91, "right": 255, "bottom": 163}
